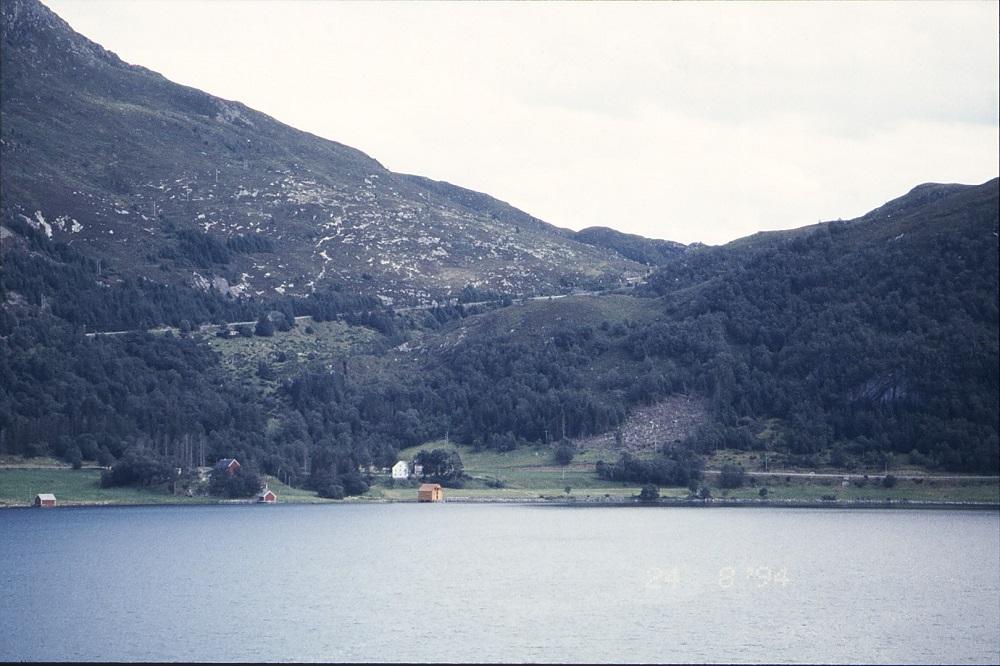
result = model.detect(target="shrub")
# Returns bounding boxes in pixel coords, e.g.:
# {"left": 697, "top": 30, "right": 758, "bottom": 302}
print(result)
{"left": 719, "top": 463, "right": 745, "bottom": 489}
{"left": 208, "top": 465, "right": 263, "bottom": 498}
{"left": 101, "top": 449, "right": 174, "bottom": 488}
{"left": 67, "top": 445, "right": 83, "bottom": 470}
{"left": 554, "top": 440, "right": 575, "bottom": 465}
{"left": 639, "top": 484, "right": 659, "bottom": 501}
{"left": 256, "top": 361, "right": 277, "bottom": 380}
{"left": 254, "top": 315, "right": 274, "bottom": 337}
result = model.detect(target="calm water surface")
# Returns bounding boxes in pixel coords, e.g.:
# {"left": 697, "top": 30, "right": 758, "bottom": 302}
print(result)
{"left": 1, "top": 504, "right": 997, "bottom": 663}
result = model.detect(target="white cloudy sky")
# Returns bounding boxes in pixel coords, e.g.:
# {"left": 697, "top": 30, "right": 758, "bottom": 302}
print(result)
{"left": 47, "top": 0, "right": 999, "bottom": 245}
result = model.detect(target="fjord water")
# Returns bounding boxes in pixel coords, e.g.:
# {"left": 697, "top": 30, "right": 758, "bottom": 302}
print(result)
{"left": 1, "top": 505, "right": 997, "bottom": 664}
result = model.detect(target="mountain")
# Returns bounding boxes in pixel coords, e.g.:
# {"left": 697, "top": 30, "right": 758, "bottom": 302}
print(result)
{"left": 571, "top": 226, "right": 688, "bottom": 266}
{"left": 0, "top": 0, "right": 649, "bottom": 306}
{"left": 2, "top": 176, "right": 995, "bottom": 495}
{"left": 1, "top": 0, "right": 995, "bottom": 494}
{"left": 639, "top": 178, "right": 999, "bottom": 471}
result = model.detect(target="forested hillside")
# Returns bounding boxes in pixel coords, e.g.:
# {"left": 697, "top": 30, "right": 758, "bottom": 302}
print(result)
{"left": 2, "top": 0, "right": 996, "bottom": 498}
{"left": 2, "top": 179, "right": 997, "bottom": 497}
{"left": 639, "top": 179, "right": 999, "bottom": 471}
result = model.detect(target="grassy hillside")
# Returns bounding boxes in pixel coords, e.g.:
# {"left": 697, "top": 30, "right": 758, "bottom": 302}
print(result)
{"left": 203, "top": 317, "right": 380, "bottom": 390}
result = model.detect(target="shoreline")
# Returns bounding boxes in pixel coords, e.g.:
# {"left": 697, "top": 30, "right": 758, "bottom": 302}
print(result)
{"left": 3, "top": 496, "right": 997, "bottom": 511}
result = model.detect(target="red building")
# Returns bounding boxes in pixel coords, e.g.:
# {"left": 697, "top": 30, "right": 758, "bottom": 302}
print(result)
{"left": 257, "top": 487, "right": 277, "bottom": 504}
{"left": 33, "top": 493, "right": 56, "bottom": 508}
{"left": 214, "top": 458, "right": 241, "bottom": 476}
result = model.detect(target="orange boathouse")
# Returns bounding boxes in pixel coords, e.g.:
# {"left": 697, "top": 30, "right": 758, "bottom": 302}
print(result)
{"left": 417, "top": 483, "right": 443, "bottom": 502}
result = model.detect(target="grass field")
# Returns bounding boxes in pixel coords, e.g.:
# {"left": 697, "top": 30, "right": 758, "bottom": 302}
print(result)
{"left": 3, "top": 448, "right": 996, "bottom": 507}
{"left": 393, "top": 440, "right": 636, "bottom": 491}
{"left": 717, "top": 475, "right": 1000, "bottom": 503}
{"left": 0, "top": 466, "right": 329, "bottom": 507}
{"left": 366, "top": 486, "right": 651, "bottom": 501}
{"left": 388, "top": 441, "right": 999, "bottom": 504}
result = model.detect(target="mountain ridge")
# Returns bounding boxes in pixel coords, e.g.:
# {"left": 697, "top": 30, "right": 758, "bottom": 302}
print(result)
{"left": 1, "top": 0, "right": 649, "bottom": 305}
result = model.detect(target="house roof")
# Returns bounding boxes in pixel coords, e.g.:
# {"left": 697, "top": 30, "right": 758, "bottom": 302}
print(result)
{"left": 258, "top": 487, "right": 275, "bottom": 497}
{"left": 392, "top": 460, "right": 408, "bottom": 467}
{"left": 35, "top": 493, "right": 56, "bottom": 501}
{"left": 215, "top": 458, "right": 239, "bottom": 469}
{"left": 418, "top": 483, "right": 441, "bottom": 491}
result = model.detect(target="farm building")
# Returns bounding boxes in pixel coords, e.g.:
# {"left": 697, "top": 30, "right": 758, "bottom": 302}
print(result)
{"left": 417, "top": 483, "right": 443, "bottom": 502}
{"left": 257, "top": 487, "right": 277, "bottom": 504}
{"left": 33, "top": 493, "right": 56, "bottom": 508}
{"left": 391, "top": 461, "right": 410, "bottom": 480}
{"left": 214, "top": 458, "right": 241, "bottom": 476}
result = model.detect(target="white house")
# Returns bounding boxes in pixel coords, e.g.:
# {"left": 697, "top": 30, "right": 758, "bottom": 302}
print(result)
{"left": 391, "top": 461, "right": 410, "bottom": 480}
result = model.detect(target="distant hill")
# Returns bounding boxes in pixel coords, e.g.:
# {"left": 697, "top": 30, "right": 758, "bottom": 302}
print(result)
{"left": 639, "top": 178, "right": 999, "bottom": 471}
{"left": 572, "top": 226, "right": 687, "bottom": 266}
{"left": 0, "top": 0, "right": 650, "bottom": 306}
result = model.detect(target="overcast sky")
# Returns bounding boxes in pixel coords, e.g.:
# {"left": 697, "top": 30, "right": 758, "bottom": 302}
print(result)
{"left": 46, "top": 0, "right": 999, "bottom": 245}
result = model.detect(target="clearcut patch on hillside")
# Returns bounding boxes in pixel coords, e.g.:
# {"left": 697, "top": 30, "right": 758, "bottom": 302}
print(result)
{"left": 576, "top": 394, "right": 708, "bottom": 456}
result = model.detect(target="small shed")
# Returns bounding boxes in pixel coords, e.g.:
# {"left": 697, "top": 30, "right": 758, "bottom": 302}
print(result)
{"left": 257, "top": 487, "right": 277, "bottom": 504}
{"left": 417, "top": 483, "right": 443, "bottom": 502}
{"left": 34, "top": 493, "right": 56, "bottom": 508}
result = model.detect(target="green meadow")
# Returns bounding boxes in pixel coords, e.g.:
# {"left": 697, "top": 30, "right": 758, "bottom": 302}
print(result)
{"left": 0, "top": 465, "right": 330, "bottom": 507}
{"left": 1, "top": 448, "right": 996, "bottom": 507}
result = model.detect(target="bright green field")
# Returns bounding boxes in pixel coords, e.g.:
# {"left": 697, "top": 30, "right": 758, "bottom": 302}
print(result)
{"left": 0, "top": 467, "right": 329, "bottom": 507}
{"left": 3, "top": 448, "right": 996, "bottom": 507}
{"left": 717, "top": 476, "right": 1000, "bottom": 504}
{"left": 366, "top": 486, "right": 650, "bottom": 501}
{"left": 392, "top": 440, "right": 638, "bottom": 493}
{"left": 387, "top": 441, "right": 999, "bottom": 504}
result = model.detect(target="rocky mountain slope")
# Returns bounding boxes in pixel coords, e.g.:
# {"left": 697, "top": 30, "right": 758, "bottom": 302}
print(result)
{"left": 0, "top": 0, "right": 650, "bottom": 305}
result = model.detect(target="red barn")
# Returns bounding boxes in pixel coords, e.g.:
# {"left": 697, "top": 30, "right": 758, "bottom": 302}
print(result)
{"left": 257, "top": 487, "right": 277, "bottom": 504}
{"left": 33, "top": 493, "right": 56, "bottom": 508}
